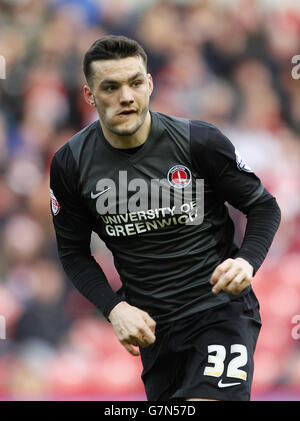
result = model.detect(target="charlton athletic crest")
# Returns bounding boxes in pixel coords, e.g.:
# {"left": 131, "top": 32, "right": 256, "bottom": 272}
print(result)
{"left": 167, "top": 165, "right": 192, "bottom": 189}
{"left": 50, "top": 188, "right": 60, "bottom": 215}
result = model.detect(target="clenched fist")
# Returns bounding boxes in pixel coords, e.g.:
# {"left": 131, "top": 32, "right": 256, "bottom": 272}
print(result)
{"left": 108, "top": 301, "right": 156, "bottom": 356}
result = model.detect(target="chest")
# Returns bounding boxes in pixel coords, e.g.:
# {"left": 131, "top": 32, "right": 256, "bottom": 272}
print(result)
{"left": 80, "top": 136, "right": 205, "bottom": 219}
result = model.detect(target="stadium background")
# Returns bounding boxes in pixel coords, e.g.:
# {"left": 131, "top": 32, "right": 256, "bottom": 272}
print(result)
{"left": 0, "top": 0, "right": 299, "bottom": 401}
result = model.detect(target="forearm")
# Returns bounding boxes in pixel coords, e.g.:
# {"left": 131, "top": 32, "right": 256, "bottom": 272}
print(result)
{"left": 234, "top": 197, "right": 281, "bottom": 274}
{"left": 56, "top": 234, "right": 124, "bottom": 319}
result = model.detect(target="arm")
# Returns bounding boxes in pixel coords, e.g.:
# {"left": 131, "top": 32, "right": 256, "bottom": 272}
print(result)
{"left": 56, "top": 233, "right": 124, "bottom": 318}
{"left": 210, "top": 194, "right": 281, "bottom": 294}
{"left": 58, "top": 234, "right": 156, "bottom": 356}
{"left": 50, "top": 146, "right": 156, "bottom": 355}
{"left": 190, "top": 121, "right": 281, "bottom": 295}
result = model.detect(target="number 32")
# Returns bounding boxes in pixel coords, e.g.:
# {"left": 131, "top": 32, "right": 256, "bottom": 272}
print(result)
{"left": 203, "top": 344, "right": 248, "bottom": 380}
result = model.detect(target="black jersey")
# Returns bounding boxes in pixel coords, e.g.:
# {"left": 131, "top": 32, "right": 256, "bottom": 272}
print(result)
{"left": 50, "top": 110, "right": 278, "bottom": 323}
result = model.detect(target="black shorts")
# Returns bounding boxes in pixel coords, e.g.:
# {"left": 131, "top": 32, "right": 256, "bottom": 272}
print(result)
{"left": 140, "top": 289, "right": 262, "bottom": 401}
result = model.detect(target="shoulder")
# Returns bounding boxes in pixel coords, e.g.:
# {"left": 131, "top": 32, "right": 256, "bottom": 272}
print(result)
{"left": 189, "top": 120, "right": 244, "bottom": 179}
{"left": 153, "top": 111, "right": 235, "bottom": 158}
{"left": 154, "top": 110, "right": 189, "bottom": 125}
{"left": 152, "top": 110, "right": 190, "bottom": 132}
{"left": 190, "top": 120, "right": 234, "bottom": 155}
{"left": 53, "top": 120, "right": 99, "bottom": 168}
{"left": 68, "top": 120, "right": 99, "bottom": 150}
{"left": 151, "top": 111, "right": 192, "bottom": 146}
{"left": 154, "top": 111, "right": 233, "bottom": 152}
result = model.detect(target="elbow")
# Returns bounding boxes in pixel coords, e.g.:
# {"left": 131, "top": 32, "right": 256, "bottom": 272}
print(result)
{"left": 271, "top": 197, "right": 281, "bottom": 228}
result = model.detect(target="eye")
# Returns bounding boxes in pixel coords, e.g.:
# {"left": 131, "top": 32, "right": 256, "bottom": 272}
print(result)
{"left": 132, "top": 80, "right": 143, "bottom": 87}
{"left": 104, "top": 85, "right": 117, "bottom": 92}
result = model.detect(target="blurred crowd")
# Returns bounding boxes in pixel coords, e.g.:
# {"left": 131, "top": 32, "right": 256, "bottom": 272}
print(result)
{"left": 0, "top": 0, "right": 300, "bottom": 400}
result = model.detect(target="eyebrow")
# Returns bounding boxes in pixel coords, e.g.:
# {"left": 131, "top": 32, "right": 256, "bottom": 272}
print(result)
{"left": 99, "top": 72, "right": 146, "bottom": 87}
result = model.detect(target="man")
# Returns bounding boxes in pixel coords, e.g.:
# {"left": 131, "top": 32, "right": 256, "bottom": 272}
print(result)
{"left": 50, "top": 35, "right": 281, "bottom": 401}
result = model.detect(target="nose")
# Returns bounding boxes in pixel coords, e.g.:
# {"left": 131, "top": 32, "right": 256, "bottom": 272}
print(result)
{"left": 119, "top": 85, "right": 134, "bottom": 105}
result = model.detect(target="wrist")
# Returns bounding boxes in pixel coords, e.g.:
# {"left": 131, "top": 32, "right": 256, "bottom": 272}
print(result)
{"left": 235, "top": 257, "right": 254, "bottom": 275}
{"left": 108, "top": 300, "right": 127, "bottom": 322}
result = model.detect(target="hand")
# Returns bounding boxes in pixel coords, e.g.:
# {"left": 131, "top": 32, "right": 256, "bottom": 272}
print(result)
{"left": 108, "top": 301, "right": 156, "bottom": 356}
{"left": 210, "top": 257, "right": 253, "bottom": 295}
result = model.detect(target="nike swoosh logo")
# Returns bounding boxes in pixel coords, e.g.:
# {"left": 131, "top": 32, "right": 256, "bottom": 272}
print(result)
{"left": 91, "top": 187, "right": 111, "bottom": 199}
{"left": 218, "top": 379, "right": 241, "bottom": 388}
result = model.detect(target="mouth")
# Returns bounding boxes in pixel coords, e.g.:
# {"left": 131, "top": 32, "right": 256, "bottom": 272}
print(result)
{"left": 117, "top": 109, "right": 137, "bottom": 117}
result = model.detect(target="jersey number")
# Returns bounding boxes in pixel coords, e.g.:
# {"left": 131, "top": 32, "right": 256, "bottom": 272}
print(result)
{"left": 203, "top": 344, "right": 248, "bottom": 380}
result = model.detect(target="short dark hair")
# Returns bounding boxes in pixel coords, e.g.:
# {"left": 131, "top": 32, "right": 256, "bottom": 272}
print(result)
{"left": 83, "top": 35, "right": 148, "bottom": 85}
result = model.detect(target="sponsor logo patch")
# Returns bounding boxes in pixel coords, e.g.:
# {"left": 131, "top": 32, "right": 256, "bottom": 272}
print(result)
{"left": 91, "top": 186, "right": 112, "bottom": 199}
{"left": 235, "top": 148, "right": 253, "bottom": 172}
{"left": 167, "top": 165, "right": 192, "bottom": 189}
{"left": 218, "top": 379, "right": 241, "bottom": 388}
{"left": 50, "top": 188, "right": 60, "bottom": 215}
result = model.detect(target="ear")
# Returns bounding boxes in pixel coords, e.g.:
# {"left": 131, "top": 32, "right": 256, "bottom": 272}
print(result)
{"left": 147, "top": 73, "right": 154, "bottom": 96}
{"left": 84, "top": 84, "right": 96, "bottom": 107}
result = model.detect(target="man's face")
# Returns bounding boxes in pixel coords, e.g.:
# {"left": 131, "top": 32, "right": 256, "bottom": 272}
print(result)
{"left": 84, "top": 56, "right": 153, "bottom": 137}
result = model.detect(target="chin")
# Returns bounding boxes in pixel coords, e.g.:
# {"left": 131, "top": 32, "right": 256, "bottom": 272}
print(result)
{"left": 114, "top": 129, "right": 140, "bottom": 137}
{"left": 113, "top": 122, "right": 142, "bottom": 137}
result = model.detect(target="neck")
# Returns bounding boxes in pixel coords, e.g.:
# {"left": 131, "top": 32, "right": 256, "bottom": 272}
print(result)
{"left": 101, "top": 112, "right": 152, "bottom": 149}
